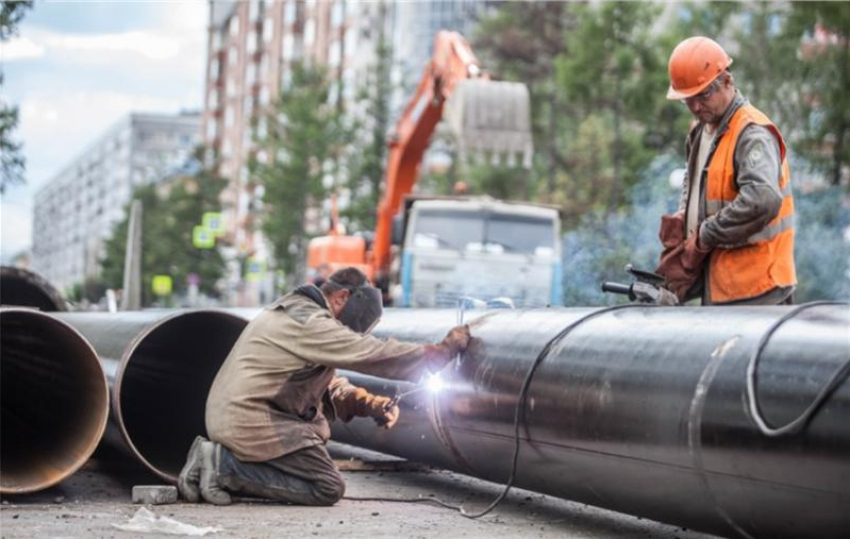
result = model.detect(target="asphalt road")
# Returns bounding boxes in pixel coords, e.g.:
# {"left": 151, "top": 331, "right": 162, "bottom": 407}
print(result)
{"left": 0, "top": 443, "right": 716, "bottom": 539}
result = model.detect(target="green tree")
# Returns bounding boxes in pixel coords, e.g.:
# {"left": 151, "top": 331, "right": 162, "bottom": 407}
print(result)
{"left": 556, "top": 2, "right": 675, "bottom": 207}
{"left": 783, "top": 2, "right": 850, "bottom": 187}
{"left": 344, "top": 2, "right": 394, "bottom": 232}
{"left": 252, "top": 62, "right": 346, "bottom": 282}
{"left": 100, "top": 152, "right": 228, "bottom": 306}
{"left": 0, "top": 0, "right": 32, "bottom": 195}
{"left": 473, "top": 1, "right": 573, "bottom": 199}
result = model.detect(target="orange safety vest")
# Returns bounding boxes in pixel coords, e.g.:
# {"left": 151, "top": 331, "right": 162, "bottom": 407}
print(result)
{"left": 704, "top": 104, "right": 796, "bottom": 303}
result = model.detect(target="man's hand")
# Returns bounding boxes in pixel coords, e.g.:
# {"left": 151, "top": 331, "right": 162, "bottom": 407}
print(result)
{"left": 659, "top": 211, "right": 685, "bottom": 249}
{"left": 343, "top": 387, "right": 400, "bottom": 429}
{"left": 369, "top": 396, "right": 400, "bottom": 429}
{"left": 657, "top": 233, "right": 711, "bottom": 301}
{"left": 441, "top": 325, "right": 471, "bottom": 357}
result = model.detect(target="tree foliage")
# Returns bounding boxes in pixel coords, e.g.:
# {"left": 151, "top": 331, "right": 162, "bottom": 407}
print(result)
{"left": 100, "top": 152, "right": 228, "bottom": 306}
{"left": 252, "top": 62, "right": 347, "bottom": 283}
{"left": 0, "top": 0, "right": 32, "bottom": 195}
{"left": 470, "top": 0, "right": 849, "bottom": 302}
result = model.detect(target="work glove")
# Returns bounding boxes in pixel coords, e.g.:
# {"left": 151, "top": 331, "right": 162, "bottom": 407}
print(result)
{"left": 343, "top": 387, "right": 400, "bottom": 429}
{"left": 658, "top": 211, "right": 685, "bottom": 249}
{"left": 441, "top": 325, "right": 471, "bottom": 357}
{"left": 658, "top": 233, "right": 711, "bottom": 302}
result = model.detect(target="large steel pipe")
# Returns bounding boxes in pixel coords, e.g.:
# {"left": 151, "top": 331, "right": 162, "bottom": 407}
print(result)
{"left": 330, "top": 306, "right": 850, "bottom": 539}
{"left": 55, "top": 311, "right": 247, "bottom": 482}
{"left": 0, "top": 266, "right": 67, "bottom": 311}
{"left": 0, "top": 308, "right": 108, "bottom": 493}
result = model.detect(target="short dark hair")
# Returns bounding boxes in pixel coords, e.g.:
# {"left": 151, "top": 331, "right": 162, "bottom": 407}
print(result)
{"left": 319, "top": 267, "right": 369, "bottom": 294}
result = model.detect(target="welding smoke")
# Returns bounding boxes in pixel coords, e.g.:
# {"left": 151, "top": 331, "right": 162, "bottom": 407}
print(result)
{"left": 559, "top": 153, "right": 850, "bottom": 305}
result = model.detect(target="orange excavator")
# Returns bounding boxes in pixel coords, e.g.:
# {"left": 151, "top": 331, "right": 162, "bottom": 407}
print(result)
{"left": 308, "top": 31, "right": 557, "bottom": 307}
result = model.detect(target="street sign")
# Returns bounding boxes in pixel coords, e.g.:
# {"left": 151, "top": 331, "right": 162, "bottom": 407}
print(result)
{"left": 245, "top": 257, "right": 266, "bottom": 282}
{"left": 203, "top": 212, "right": 225, "bottom": 237}
{"left": 193, "top": 225, "right": 215, "bottom": 249}
{"left": 186, "top": 272, "right": 201, "bottom": 286}
{"left": 152, "top": 275, "right": 173, "bottom": 296}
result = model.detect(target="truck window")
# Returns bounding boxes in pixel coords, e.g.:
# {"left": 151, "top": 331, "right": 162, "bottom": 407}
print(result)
{"left": 485, "top": 214, "right": 555, "bottom": 256}
{"left": 412, "top": 210, "right": 485, "bottom": 252}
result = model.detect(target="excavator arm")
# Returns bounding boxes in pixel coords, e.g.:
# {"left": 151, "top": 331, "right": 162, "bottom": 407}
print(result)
{"left": 372, "top": 31, "right": 532, "bottom": 282}
{"left": 307, "top": 31, "right": 532, "bottom": 294}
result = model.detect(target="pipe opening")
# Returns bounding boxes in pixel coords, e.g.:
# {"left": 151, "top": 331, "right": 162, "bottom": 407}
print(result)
{"left": 0, "top": 309, "right": 108, "bottom": 493}
{"left": 0, "top": 267, "right": 67, "bottom": 312}
{"left": 118, "top": 312, "right": 246, "bottom": 481}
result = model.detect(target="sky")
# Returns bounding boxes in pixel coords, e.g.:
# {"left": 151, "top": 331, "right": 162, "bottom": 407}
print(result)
{"left": 1, "top": 0, "right": 210, "bottom": 263}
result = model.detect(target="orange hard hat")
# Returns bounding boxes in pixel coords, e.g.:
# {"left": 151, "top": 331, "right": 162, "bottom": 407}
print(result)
{"left": 666, "top": 37, "right": 733, "bottom": 100}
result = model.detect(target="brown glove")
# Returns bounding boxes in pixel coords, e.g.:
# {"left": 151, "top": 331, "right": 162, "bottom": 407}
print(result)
{"left": 441, "top": 325, "right": 471, "bottom": 356}
{"left": 344, "top": 387, "right": 399, "bottom": 429}
{"left": 659, "top": 212, "right": 685, "bottom": 249}
{"left": 658, "top": 234, "right": 711, "bottom": 301}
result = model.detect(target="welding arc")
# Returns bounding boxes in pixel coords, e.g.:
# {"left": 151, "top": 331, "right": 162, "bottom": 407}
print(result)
{"left": 348, "top": 303, "right": 644, "bottom": 519}
{"left": 331, "top": 305, "right": 849, "bottom": 538}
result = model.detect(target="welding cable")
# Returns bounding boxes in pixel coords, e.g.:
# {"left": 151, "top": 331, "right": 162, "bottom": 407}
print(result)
{"left": 344, "top": 303, "right": 649, "bottom": 518}
{"left": 746, "top": 300, "right": 850, "bottom": 437}
{"left": 456, "top": 302, "right": 647, "bottom": 519}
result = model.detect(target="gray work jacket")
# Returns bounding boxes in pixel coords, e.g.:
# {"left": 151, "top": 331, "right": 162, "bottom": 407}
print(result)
{"left": 678, "top": 91, "right": 793, "bottom": 305}
{"left": 206, "top": 291, "right": 447, "bottom": 461}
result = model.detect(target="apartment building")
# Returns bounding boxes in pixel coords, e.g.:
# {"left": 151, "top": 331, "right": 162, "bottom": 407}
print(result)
{"left": 31, "top": 113, "right": 201, "bottom": 293}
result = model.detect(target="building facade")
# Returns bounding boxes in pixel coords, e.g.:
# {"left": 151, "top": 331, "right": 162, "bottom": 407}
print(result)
{"left": 31, "top": 113, "right": 201, "bottom": 293}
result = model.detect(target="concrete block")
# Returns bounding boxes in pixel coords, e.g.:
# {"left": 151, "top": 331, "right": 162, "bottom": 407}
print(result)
{"left": 132, "top": 485, "right": 178, "bottom": 505}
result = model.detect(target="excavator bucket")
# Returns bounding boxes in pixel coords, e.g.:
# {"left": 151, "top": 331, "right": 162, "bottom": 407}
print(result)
{"left": 443, "top": 79, "right": 534, "bottom": 168}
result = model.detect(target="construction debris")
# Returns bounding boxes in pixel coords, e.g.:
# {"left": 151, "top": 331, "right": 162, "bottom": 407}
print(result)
{"left": 112, "top": 507, "right": 222, "bottom": 536}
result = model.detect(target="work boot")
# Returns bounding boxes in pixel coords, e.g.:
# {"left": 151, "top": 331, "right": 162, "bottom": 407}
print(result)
{"left": 177, "top": 436, "right": 205, "bottom": 503}
{"left": 199, "top": 441, "right": 232, "bottom": 506}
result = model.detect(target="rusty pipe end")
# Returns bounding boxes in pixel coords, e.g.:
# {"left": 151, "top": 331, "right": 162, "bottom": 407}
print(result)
{"left": 0, "top": 308, "right": 109, "bottom": 494}
{"left": 112, "top": 310, "right": 247, "bottom": 482}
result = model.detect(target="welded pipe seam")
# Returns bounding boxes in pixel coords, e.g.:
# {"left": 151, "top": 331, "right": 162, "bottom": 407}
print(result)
{"left": 330, "top": 306, "right": 850, "bottom": 539}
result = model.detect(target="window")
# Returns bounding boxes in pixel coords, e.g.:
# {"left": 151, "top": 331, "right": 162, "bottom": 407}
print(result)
{"left": 328, "top": 40, "right": 340, "bottom": 67}
{"left": 229, "top": 15, "right": 240, "bottom": 37}
{"left": 331, "top": 0, "right": 344, "bottom": 27}
{"left": 249, "top": 0, "right": 261, "bottom": 22}
{"left": 282, "top": 33, "right": 294, "bottom": 62}
{"left": 284, "top": 0, "right": 296, "bottom": 25}
{"left": 263, "top": 18, "right": 274, "bottom": 43}
{"left": 304, "top": 19, "right": 315, "bottom": 47}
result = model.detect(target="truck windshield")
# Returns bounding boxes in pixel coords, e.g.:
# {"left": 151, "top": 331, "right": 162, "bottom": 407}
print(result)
{"left": 412, "top": 209, "right": 555, "bottom": 255}
{"left": 486, "top": 214, "right": 555, "bottom": 255}
{"left": 412, "top": 210, "right": 485, "bottom": 252}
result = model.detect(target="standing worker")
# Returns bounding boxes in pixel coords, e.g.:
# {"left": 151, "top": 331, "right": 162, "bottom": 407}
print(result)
{"left": 178, "top": 267, "right": 470, "bottom": 506}
{"left": 656, "top": 36, "right": 796, "bottom": 305}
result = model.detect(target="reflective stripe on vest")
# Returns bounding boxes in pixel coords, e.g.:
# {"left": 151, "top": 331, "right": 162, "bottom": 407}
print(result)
{"left": 703, "top": 104, "right": 797, "bottom": 303}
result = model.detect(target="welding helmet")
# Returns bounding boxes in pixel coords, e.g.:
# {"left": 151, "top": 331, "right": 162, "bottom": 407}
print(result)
{"left": 336, "top": 282, "right": 383, "bottom": 333}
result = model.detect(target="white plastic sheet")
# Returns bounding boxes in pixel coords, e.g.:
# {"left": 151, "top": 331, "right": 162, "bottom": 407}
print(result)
{"left": 112, "top": 507, "right": 223, "bottom": 536}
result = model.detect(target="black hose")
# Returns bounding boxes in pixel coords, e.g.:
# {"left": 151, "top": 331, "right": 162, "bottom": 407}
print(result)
{"left": 746, "top": 301, "right": 850, "bottom": 437}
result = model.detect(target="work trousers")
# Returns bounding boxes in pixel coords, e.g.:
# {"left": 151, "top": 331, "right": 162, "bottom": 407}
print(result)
{"left": 214, "top": 442, "right": 346, "bottom": 506}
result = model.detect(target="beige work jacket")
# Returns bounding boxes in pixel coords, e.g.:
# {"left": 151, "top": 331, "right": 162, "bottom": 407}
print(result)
{"left": 205, "top": 290, "right": 446, "bottom": 462}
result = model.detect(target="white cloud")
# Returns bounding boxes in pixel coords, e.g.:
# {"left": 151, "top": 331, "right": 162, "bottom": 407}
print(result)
{"left": 1, "top": 36, "right": 46, "bottom": 61}
{"left": 48, "top": 31, "right": 181, "bottom": 60}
